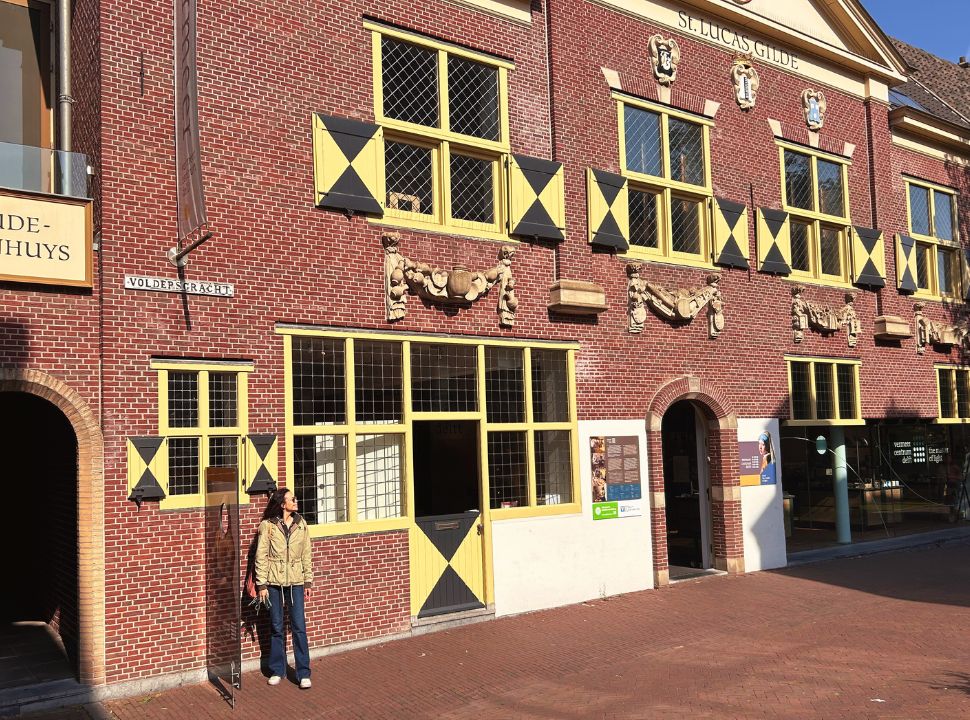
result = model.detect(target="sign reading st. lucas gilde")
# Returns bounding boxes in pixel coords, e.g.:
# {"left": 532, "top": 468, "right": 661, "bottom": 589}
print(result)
{"left": 0, "top": 191, "right": 93, "bottom": 287}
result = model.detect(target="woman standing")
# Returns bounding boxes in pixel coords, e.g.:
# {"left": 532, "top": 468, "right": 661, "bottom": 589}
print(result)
{"left": 255, "top": 488, "right": 313, "bottom": 688}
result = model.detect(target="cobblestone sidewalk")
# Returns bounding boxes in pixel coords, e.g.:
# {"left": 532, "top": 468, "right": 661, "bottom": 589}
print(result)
{"left": 21, "top": 539, "right": 970, "bottom": 719}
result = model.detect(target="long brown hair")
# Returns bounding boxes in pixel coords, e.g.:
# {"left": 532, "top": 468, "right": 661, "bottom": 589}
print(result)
{"left": 261, "top": 488, "right": 290, "bottom": 521}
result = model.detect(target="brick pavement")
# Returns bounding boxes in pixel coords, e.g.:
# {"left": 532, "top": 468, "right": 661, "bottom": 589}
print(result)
{"left": 22, "top": 539, "right": 970, "bottom": 719}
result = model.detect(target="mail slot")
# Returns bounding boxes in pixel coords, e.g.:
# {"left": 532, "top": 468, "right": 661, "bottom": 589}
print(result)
{"left": 435, "top": 520, "right": 460, "bottom": 531}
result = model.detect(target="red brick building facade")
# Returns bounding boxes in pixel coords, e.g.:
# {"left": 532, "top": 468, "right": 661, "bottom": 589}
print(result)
{"left": 2, "top": 0, "right": 968, "bottom": 702}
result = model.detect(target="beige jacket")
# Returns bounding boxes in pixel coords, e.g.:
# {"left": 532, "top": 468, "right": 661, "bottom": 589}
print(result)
{"left": 254, "top": 513, "right": 314, "bottom": 590}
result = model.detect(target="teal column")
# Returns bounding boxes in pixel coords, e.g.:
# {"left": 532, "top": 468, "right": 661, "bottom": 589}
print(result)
{"left": 830, "top": 426, "right": 852, "bottom": 544}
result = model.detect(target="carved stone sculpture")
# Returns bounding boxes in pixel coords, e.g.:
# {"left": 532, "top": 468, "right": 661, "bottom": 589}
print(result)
{"left": 914, "top": 302, "right": 970, "bottom": 355}
{"left": 791, "top": 285, "right": 860, "bottom": 347}
{"left": 626, "top": 264, "right": 724, "bottom": 338}
{"left": 802, "top": 89, "right": 826, "bottom": 131}
{"left": 649, "top": 34, "right": 680, "bottom": 86}
{"left": 731, "top": 54, "right": 759, "bottom": 111}
{"left": 382, "top": 232, "right": 518, "bottom": 327}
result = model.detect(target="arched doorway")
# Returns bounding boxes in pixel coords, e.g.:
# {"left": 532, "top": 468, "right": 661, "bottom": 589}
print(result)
{"left": 646, "top": 375, "right": 744, "bottom": 586}
{"left": 661, "top": 400, "right": 713, "bottom": 574}
{"left": 0, "top": 369, "right": 104, "bottom": 687}
{"left": 0, "top": 392, "right": 79, "bottom": 683}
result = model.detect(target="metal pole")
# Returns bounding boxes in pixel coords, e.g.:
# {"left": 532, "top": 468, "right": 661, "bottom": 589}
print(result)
{"left": 57, "top": 0, "right": 73, "bottom": 194}
{"left": 830, "top": 426, "right": 852, "bottom": 544}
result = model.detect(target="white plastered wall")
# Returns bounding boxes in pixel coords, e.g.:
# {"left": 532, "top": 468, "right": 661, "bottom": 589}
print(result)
{"left": 490, "top": 420, "right": 653, "bottom": 617}
{"left": 738, "top": 418, "right": 788, "bottom": 571}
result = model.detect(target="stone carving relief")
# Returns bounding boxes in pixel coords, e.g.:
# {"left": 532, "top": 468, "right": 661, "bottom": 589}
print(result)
{"left": 649, "top": 34, "right": 680, "bottom": 86}
{"left": 791, "top": 285, "right": 860, "bottom": 347}
{"left": 383, "top": 232, "right": 517, "bottom": 327}
{"left": 731, "top": 54, "right": 759, "bottom": 110}
{"left": 626, "top": 264, "right": 724, "bottom": 338}
{"left": 801, "top": 89, "right": 826, "bottom": 131}
{"left": 914, "top": 302, "right": 970, "bottom": 355}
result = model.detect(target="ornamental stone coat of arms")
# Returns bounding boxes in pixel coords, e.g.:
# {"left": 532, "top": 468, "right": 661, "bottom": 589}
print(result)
{"left": 731, "top": 54, "right": 759, "bottom": 110}
{"left": 649, "top": 34, "right": 680, "bottom": 86}
{"left": 802, "top": 89, "right": 826, "bottom": 131}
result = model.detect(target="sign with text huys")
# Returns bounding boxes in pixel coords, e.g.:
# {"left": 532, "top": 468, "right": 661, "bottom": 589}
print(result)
{"left": 590, "top": 435, "right": 643, "bottom": 520}
{"left": 0, "top": 190, "right": 93, "bottom": 287}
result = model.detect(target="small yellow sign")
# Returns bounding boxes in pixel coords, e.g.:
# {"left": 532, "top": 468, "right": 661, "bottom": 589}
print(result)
{"left": 0, "top": 190, "right": 93, "bottom": 287}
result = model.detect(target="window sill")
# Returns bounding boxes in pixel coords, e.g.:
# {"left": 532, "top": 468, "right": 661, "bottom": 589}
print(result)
{"left": 912, "top": 291, "right": 961, "bottom": 303}
{"left": 783, "top": 419, "right": 865, "bottom": 427}
{"left": 619, "top": 252, "right": 714, "bottom": 272}
{"left": 369, "top": 216, "right": 515, "bottom": 245}
{"left": 488, "top": 502, "right": 581, "bottom": 520}
{"left": 306, "top": 517, "right": 411, "bottom": 538}
{"left": 783, "top": 275, "right": 854, "bottom": 291}
{"left": 935, "top": 417, "right": 970, "bottom": 424}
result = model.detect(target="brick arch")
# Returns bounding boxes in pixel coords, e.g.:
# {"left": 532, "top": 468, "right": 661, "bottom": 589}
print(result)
{"left": 644, "top": 375, "right": 744, "bottom": 587}
{"left": 0, "top": 368, "right": 105, "bottom": 685}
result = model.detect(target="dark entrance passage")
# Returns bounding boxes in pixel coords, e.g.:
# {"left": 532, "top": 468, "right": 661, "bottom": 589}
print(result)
{"left": 412, "top": 421, "right": 485, "bottom": 618}
{"left": 0, "top": 392, "right": 78, "bottom": 685}
{"left": 662, "top": 401, "right": 708, "bottom": 571}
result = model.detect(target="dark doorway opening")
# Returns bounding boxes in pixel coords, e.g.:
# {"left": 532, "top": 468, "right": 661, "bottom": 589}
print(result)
{"left": 413, "top": 421, "right": 484, "bottom": 618}
{"left": 662, "top": 400, "right": 708, "bottom": 571}
{"left": 0, "top": 392, "right": 78, "bottom": 685}
{"left": 414, "top": 421, "right": 479, "bottom": 517}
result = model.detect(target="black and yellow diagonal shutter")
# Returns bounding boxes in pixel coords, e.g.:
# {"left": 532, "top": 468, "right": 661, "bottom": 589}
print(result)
{"left": 710, "top": 197, "right": 749, "bottom": 269}
{"left": 756, "top": 208, "right": 792, "bottom": 275}
{"left": 850, "top": 226, "right": 886, "bottom": 288}
{"left": 312, "top": 114, "right": 383, "bottom": 215}
{"left": 895, "top": 234, "right": 918, "bottom": 294}
{"left": 245, "top": 434, "right": 278, "bottom": 495}
{"left": 127, "top": 436, "right": 167, "bottom": 503}
{"left": 587, "top": 168, "right": 629, "bottom": 250}
{"left": 507, "top": 154, "right": 565, "bottom": 241}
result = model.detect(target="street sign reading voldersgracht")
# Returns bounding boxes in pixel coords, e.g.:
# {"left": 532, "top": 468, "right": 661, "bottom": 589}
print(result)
{"left": 124, "top": 274, "right": 234, "bottom": 297}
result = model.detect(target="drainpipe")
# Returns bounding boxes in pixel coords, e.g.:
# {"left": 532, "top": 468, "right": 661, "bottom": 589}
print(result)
{"left": 57, "top": 0, "right": 73, "bottom": 194}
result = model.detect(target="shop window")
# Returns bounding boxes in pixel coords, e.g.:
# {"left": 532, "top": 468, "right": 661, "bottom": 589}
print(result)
{"left": 786, "top": 357, "right": 861, "bottom": 424}
{"left": 906, "top": 179, "right": 961, "bottom": 299}
{"left": 375, "top": 29, "right": 509, "bottom": 236}
{"left": 779, "top": 146, "right": 851, "bottom": 285}
{"left": 283, "top": 332, "right": 580, "bottom": 535}
{"left": 155, "top": 363, "right": 250, "bottom": 509}
{"left": 937, "top": 366, "right": 970, "bottom": 422}
{"left": 618, "top": 98, "right": 712, "bottom": 266}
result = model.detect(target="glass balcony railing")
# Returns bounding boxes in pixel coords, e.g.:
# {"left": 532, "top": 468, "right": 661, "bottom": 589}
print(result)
{"left": 0, "top": 141, "right": 90, "bottom": 199}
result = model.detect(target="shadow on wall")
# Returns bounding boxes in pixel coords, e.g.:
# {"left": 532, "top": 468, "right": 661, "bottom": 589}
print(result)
{"left": 0, "top": 318, "right": 29, "bottom": 369}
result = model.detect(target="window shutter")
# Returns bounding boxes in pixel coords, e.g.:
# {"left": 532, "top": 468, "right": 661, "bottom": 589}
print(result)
{"left": 127, "top": 437, "right": 167, "bottom": 503}
{"left": 850, "top": 225, "right": 886, "bottom": 288}
{"left": 895, "top": 234, "right": 918, "bottom": 294}
{"left": 507, "top": 154, "right": 565, "bottom": 241}
{"left": 245, "top": 434, "right": 278, "bottom": 495}
{"left": 587, "top": 168, "right": 629, "bottom": 251}
{"left": 710, "top": 197, "right": 749, "bottom": 269}
{"left": 312, "top": 114, "right": 384, "bottom": 215}
{"left": 756, "top": 208, "right": 792, "bottom": 274}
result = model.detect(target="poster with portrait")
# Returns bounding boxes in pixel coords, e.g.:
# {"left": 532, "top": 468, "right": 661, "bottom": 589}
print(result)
{"left": 590, "top": 435, "right": 643, "bottom": 520}
{"left": 739, "top": 419, "right": 779, "bottom": 487}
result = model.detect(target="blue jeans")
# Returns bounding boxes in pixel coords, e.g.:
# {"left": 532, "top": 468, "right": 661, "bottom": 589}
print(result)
{"left": 267, "top": 585, "right": 310, "bottom": 681}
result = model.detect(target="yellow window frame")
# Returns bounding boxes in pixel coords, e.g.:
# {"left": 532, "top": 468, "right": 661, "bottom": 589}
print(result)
{"left": 153, "top": 360, "right": 252, "bottom": 510}
{"left": 784, "top": 356, "right": 863, "bottom": 426}
{"left": 278, "top": 327, "right": 582, "bottom": 537}
{"left": 616, "top": 94, "right": 714, "bottom": 269}
{"left": 905, "top": 178, "right": 961, "bottom": 300}
{"left": 777, "top": 142, "right": 852, "bottom": 287}
{"left": 935, "top": 364, "right": 970, "bottom": 423}
{"left": 367, "top": 20, "right": 512, "bottom": 241}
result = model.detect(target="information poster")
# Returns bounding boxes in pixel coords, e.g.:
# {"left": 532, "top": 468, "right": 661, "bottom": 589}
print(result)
{"left": 739, "top": 419, "right": 779, "bottom": 487}
{"left": 590, "top": 435, "right": 643, "bottom": 520}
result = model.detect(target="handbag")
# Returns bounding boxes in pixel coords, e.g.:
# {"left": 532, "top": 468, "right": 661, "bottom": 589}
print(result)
{"left": 244, "top": 564, "right": 257, "bottom": 600}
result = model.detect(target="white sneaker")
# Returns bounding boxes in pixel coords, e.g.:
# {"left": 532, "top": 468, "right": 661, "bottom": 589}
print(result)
{"left": 267, "top": 675, "right": 281, "bottom": 686}
{"left": 299, "top": 678, "right": 312, "bottom": 689}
